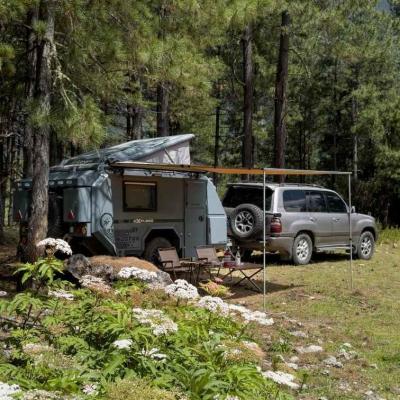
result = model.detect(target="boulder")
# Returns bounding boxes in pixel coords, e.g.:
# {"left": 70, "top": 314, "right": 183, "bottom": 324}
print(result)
{"left": 64, "top": 254, "right": 172, "bottom": 287}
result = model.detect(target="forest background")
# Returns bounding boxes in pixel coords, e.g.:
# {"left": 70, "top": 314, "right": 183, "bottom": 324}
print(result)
{"left": 1, "top": 0, "right": 400, "bottom": 257}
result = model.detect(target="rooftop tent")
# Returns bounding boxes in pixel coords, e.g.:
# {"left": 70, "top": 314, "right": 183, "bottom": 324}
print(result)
{"left": 60, "top": 134, "right": 194, "bottom": 167}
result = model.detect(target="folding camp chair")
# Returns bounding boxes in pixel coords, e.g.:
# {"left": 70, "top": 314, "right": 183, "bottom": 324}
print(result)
{"left": 195, "top": 245, "right": 224, "bottom": 282}
{"left": 157, "top": 247, "right": 198, "bottom": 282}
{"left": 221, "top": 263, "right": 263, "bottom": 292}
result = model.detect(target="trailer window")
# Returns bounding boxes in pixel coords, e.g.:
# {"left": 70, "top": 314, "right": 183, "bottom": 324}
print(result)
{"left": 123, "top": 182, "right": 157, "bottom": 211}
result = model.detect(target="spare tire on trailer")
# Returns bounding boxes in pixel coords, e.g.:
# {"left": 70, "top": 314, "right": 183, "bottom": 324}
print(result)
{"left": 230, "top": 203, "right": 263, "bottom": 240}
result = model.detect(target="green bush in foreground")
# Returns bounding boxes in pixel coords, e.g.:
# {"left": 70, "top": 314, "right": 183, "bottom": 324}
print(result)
{"left": 0, "top": 259, "right": 291, "bottom": 400}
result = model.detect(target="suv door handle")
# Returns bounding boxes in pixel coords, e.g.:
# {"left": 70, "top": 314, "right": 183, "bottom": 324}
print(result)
{"left": 332, "top": 217, "right": 340, "bottom": 222}
{"left": 309, "top": 217, "right": 315, "bottom": 222}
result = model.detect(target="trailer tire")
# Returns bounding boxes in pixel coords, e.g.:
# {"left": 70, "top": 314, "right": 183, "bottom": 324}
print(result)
{"left": 144, "top": 237, "right": 172, "bottom": 266}
{"left": 230, "top": 203, "right": 263, "bottom": 239}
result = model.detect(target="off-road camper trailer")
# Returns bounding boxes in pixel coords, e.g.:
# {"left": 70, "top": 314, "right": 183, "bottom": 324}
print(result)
{"left": 14, "top": 135, "right": 227, "bottom": 262}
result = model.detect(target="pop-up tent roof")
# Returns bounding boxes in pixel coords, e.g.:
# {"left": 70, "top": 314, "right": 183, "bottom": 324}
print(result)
{"left": 60, "top": 134, "right": 194, "bottom": 166}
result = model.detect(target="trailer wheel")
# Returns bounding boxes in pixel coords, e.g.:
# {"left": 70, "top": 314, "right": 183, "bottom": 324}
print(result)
{"left": 144, "top": 237, "right": 172, "bottom": 266}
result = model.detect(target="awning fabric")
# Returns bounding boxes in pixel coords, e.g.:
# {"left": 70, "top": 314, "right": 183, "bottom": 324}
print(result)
{"left": 110, "top": 161, "right": 351, "bottom": 176}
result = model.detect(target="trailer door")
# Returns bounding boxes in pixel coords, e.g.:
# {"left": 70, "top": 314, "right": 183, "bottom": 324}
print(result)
{"left": 184, "top": 180, "right": 207, "bottom": 258}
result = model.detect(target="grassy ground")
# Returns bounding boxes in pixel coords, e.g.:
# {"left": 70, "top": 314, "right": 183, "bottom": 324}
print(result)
{"left": 1, "top": 227, "right": 399, "bottom": 399}
{"left": 231, "top": 239, "right": 400, "bottom": 399}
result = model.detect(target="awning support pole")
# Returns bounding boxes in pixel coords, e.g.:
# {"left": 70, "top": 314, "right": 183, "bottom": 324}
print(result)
{"left": 263, "top": 169, "right": 266, "bottom": 311}
{"left": 348, "top": 174, "right": 354, "bottom": 290}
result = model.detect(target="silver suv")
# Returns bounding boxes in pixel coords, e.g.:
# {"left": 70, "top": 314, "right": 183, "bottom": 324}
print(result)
{"left": 222, "top": 183, "right": 377, "bottom": 265}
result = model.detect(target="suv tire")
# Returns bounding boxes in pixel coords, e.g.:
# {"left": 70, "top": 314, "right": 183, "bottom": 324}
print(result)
{"left": 144, "top": 237, "right": 172, "bottom": 266}
{"left": 292, "top": 233, "right": 313, "bottom": 265}
{"left": 356, "top": 231, "right": 375, "bottom": 260}
{"left": 230, "top": 203, "right": 263, "bottom": 240}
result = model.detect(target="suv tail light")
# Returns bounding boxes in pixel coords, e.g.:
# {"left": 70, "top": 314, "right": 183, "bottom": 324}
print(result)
{"left": 270, "top": 217, "right": 282, "bottom": 234}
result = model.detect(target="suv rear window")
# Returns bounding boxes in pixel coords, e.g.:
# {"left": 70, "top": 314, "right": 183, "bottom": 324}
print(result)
{"left": 283, "top": 190, "right": 306, "bottom": 212}
{"left": 223, "top": 186, "right": 273, "bottom": 210}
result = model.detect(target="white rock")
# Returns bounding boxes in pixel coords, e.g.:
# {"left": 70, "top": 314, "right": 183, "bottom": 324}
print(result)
{"left": 289, "top": 356, "right": 299, "bottom": 363}
{"left": 321, "top": 369, "right": 330, "bottom": 376}
{"left": 286, "top": 362, "right": 299, "bottom": 370}
{"left": 290, "top": 330, "right": 308, "bottom": 338}
{"left": 364, "top": 390, "right": 386, "bottom": 400}
{"left": 323, "top": 356, "right": 343, "bottom": 368}
{"left": 296, "top": 345, "right": 323, "bottom": 354}
{"left": 0, "top": 382, "right": 21, "bottom": 400}
{"left": 262, "top": 370, "right": 299, "bottom": 390}
{"left": 0, "top": 291, "right": 7, "bottom": 297}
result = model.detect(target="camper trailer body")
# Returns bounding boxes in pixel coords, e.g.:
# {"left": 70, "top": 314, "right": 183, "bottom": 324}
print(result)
{"left": 14, "top": 135, "right": 227, "bottom": 259}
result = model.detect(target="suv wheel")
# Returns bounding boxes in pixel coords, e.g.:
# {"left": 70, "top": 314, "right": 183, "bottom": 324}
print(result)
{"left": 230, "top": 204, "right": 263, "bottom": 239}
{"left": 292, "top": 233, "right": 313, "bottom": 265}
{"left": 357, "top": 231, "right": 375, "bottom": 260}
{"left": 144, "top": 237, "right": 172, "bottom": 266}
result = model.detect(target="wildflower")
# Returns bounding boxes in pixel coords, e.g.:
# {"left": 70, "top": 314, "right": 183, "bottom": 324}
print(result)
{"left": 112, "top": 339, "right": 133, "bottom": 350}
{"left": 197, "top": 296, "right": 229, "bottom": 316}
{"left": 48, "top": 289, "right": 74, "bottom": 301}
{"left": 0, "top": 382, "right": 21, "bottom": 400}
{"left": 132, "top": 308, "right": 178, "bottom": 336}
{"left": 140, "top": 347, "right": 167, "bottom": 361}
{"left": 22, "top": 343, "right": 53, "bottom": 355}
{"left": 36, "top": 238, "right": 72, "bottom": 255}
{"left": 82, "top": 383, "right": 98, "bottom": 396}
{"left": 117, "top": 266, "right": 157, "bottom": 282}
{"left": 164, "top": 279, "right": 199, "bottom": 300}
{"left": 80, "top": 275, "right": 112, "bottom": 294}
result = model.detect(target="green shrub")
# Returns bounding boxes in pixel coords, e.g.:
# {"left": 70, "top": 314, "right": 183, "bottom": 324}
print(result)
{"left": 104, "top": 377, "right": 182, "bottom": 400}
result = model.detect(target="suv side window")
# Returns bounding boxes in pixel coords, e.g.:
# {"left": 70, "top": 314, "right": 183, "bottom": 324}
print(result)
{"left": 307, "top": 191, "right": 327, "bottom": 212}
{"left": 325, "top": 191, "right": 347, "bottom": 213}
{"left": 283, "top": 190, "right": 306, "bottom": 212}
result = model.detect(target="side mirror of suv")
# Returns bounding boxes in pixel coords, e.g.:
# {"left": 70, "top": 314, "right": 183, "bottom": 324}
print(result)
{"left": 351, "top": 206, "right": 356, "bottom": 213}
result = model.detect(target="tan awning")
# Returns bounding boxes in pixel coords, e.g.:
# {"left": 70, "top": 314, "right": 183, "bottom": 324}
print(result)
{"left": 110, "top": 161, "right": 351, "bottom": 176}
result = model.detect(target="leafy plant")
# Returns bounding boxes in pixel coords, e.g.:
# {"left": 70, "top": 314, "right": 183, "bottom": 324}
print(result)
{"left": 16, "top": 257, "right": 64, "bottom": 287}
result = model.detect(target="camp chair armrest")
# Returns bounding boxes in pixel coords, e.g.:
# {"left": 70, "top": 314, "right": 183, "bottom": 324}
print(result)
{"left": 161, "top": 260, "right": 174, "bottom": 268}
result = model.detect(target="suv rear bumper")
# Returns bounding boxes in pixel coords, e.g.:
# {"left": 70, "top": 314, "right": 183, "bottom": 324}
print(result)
{"left": 237, "top": 235, "right": 294, "bottom": 257}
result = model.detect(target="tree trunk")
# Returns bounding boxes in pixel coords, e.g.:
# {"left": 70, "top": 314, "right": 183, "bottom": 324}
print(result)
{"left": 24, "top": 0, "right": 55, "bottom": 262}
{"left": 23, "top": 7, "right": 38, "bottom": 179}
{"left": 157, "top": 83, "right": 169, "bottom": 136}
{"left": 0, "top": 138, "right": 4, "bottom": 243}
{"left": 242, "top": 24, "right": 254, "bottom": 176}
{"left": 127, "top": 104, "right": 143, "bottom": 140}
{"left": 213, "top": 103, "right": 221, "bottom": 185}
{"left": 273, "top": 11, "right": 290, "bottom": 183}
{"left": 351, "top": 93, "right": 358, "bottom": 181}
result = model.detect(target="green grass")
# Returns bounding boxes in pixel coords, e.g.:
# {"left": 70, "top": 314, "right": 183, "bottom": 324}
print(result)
{"left": 239, "top": 238, "right": 400, "bottom": 399}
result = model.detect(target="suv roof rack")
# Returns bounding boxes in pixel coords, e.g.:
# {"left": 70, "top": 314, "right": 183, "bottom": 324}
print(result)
{"left": 278, "top": 183, "right": 323, "bottom": 188}
{"left": 226, "top": 182, "right": 323, "bottom": 188}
